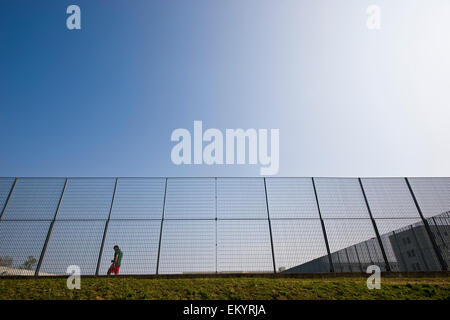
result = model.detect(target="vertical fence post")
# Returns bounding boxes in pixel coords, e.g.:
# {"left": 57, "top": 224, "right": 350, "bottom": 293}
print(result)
{"left": 263, "top": 178, "right": 277, "bottom": 274}
{"left": 0, "top": 178, "right": 17, "bottom": 221}
{"left": 431, "top": 217, "right": 447, "bottom": 249}
{"left": 372, "top": 240, "right": 385, "bottom": 266}
{"left": 35, "top": 178, "right": 68, "bottom": 277}
{"left": 333, "top": 250, "right": 342, "bottom": 272}
{"left": 405, "top": 178, "right": 448, "bottom": 271}
{"left": 95, "top": 178, "right": 118, "bottom": 276}
{"left": 358, "top": 178, "right": 391, "bottom": 272}
{"left": 156, "top": 178, "right": 168, "bottom": 275}
{"left": 353, "top": 246, "right": 363, "bottom": 272}
{"left": 363, "top": 241, "right": 375, "bottom": 265}
{"left": 215, "top": 177, "right": 218, "bottom": 274}
{"left": 311, "top": 178, "right": 335, "bottom": 272}
{"left": 344, "top": 248, "right": 353, "bottom": 272}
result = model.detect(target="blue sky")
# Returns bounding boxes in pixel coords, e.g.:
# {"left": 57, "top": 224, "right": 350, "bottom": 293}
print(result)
{"left": 1, "top": 0, "right": 450, "bottom": 177}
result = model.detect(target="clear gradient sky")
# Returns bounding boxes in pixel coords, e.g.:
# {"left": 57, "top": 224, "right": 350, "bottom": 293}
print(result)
{"left": 1, "top": 0, "right": 449, "bottom": 177}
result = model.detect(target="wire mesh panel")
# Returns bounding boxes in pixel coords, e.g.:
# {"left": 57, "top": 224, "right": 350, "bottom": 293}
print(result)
{"left": 343, "top": 246, "right": 362, "bottom": 272}
{"left": 1, "top": 178, "right": 65, "bottom": 221}
{"left": 271, "top": 219, "right": 329, "bottom": 272}
{"left": 360, "top": 178, "right": 421, "bottom": 218}
{"left": 361, "top": 238, "right": 385, "bottom": 267}
{"left": 98, "top": 220, "right": 161, "bottom": 275}
{"left": 57, "top": 178, "right": 116, "bottom": 220}
{"left": 217, "top": 178, "right": 267, "bottom": 219}
{"left": 265, "top": 178, "right": 320, "bottom": 218}
{"left": 374, "top": 218, "right": 442, "bottom": 271}
{"left": 110, "top": 178, "right": 165, "bottom": 220}
{"left": 0, "top": 178, "right": 15, "bottom": 214}
{"left": 314, "top": 178, "right": 370, "bottom": 218}
{"left": 39, "top": 220, "right": 105, "bottom": 275}
{"left": 164, "top": 178, "right": 215, "bottom": 219}
{"left": 427, "top": 212, "right": 450, "bottom": 266}
{"left": 0, "top": 221, "right": 50, "bottom": 276}
{"left": 323, "top": 219, "right": 386, "bottom": 271}
{"left": 217, "top": 220, "right": 273, "bottom": 272}
{"left": 408, "top": 178, "right": 450, "bottom": 218}
{"left": 159, "top": 220, "right": 216, "bottom": 274}
{"left": 353, "top": 240, "right": 375, "bottom": 268}
{"left": 0, "top": 176, "right": 448, "bottom": 276}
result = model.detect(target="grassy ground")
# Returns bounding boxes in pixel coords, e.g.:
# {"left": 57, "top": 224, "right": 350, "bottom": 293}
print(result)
{"left": 0, "top": 276, "right": 449, "bottom": 300}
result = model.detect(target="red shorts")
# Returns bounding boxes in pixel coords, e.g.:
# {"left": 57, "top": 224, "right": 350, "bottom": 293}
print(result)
{"left": 108, "top": 265, "right": 120, "bottom": 275}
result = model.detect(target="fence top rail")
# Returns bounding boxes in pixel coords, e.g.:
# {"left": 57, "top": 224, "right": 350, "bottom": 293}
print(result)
{"left": 1, "top": 176, "right": 449, "bottom": 179}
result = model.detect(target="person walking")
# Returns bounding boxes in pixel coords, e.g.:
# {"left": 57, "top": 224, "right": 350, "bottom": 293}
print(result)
{"left": 107, "top": 245, "right": 123, "bottom": 275}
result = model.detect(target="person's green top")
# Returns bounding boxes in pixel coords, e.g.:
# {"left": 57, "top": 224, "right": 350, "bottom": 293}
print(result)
{"left": 114, "top": 249, "right": 123, "bottom": 266}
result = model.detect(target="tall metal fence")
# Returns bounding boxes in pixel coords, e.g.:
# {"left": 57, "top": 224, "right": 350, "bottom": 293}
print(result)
{"left": 0, "top": 177, "right": 448, "bottom": 276}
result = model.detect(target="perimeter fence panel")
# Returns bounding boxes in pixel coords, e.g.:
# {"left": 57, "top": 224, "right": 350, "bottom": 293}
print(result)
{"left": 110, "top": 178, "right": 166, "bottom": 219}
{"left": 406, "top": 178, "right": 450, "bottom": 269}
{"left": 39, "top": 220, "right": 106, "bottom": 275}
{"left": 98, "top": 220, "right": 161, "bottom": 275}
{"left": 158, "top": 220, "right": 216, "bottom": 274}
{"left": 217, "top": 220, "right": 273, "bottom": 273}
{"left": 265, "top": 178, "right": 320, "bottom": 218}
{"left": 217, "top": 178, "right": 267, "bottom": 219}
{"left": 1, "top": 178, "right": 65, "bottom": 220}
{"left": 94, "top": 178, "right": 166, "bottom": 275}
{"left": 361, "top": 178, "right": 443, "bottom": 271}
{"left": 0, "top": 221, "right": 51, "bottom": 276}
{"left": 165, "top": 178, "right": 215, "bottom": 219}
{"left": 314, "top": 178, "right": 371, "bottom": 219}
{"left": 265, "top": 178, "right": 330, "bottom": 272}
{"left": 407, "top": 178, "right": 450, "bottom": 218}
{"left": 216, "top": 178, "right": 274, "bottom": 272}
{"left": 360, "top": 178, "right": 422, "bottom": 219}
{"left": 56, "top": 178, "right": 116, "bottom": 220}
{"left": 271, "top": 219, "right": 329, "bottom": 272}
{"left": 323, "top": 218, "right": 386, "bottom": 272}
